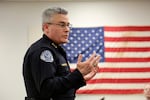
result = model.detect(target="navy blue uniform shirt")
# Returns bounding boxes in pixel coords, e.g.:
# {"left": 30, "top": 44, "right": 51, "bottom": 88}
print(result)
{"left": 23, "top": 34, "right": 86, "bottom": 100}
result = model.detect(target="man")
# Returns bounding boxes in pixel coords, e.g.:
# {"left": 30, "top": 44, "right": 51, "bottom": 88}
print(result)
{"left": 23, "top": 7, "right": 100, "bottom": 100}
{"left": 144, "top": 84, "right": 150, "bottom": 100}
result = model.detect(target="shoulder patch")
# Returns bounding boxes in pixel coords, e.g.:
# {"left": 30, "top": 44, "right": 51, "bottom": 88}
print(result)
{"left": 40, "top": 50, "right": 54, "bottom": 62}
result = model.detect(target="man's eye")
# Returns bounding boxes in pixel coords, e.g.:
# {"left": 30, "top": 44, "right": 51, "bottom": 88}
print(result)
{"left": 60, "top": 24, "right": 65, "bottom": 27}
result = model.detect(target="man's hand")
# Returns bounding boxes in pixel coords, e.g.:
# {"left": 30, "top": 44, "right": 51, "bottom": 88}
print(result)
{"left": 76, "top": 52, "right": 100, "bottom": 77}
{"left": 84, "top": 66, "right": 99, "bottom": 81}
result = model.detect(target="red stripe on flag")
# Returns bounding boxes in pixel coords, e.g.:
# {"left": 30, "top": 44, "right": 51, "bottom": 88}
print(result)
{"left": 104, "top": 26, "right": 150, "bottom": 31}
{"left": 99, "top": 68, "right": 150, "bottom": 72}
{"left": 77, "top": 89, "right": 143, "bottom": 94}
{"left": 87, "top": 78, "right": 150, "bottom": 84}
{"left": 105, "top": 47, "right": 150, "bottom": 52}
{"left": 105, "top": 37, "right": 150, "bottom": 41}
{"left": 106, "top": 58, "right": 150, "bottom": 62}
{"left": 71, "top": 68, "right": 150, "bottom": 72}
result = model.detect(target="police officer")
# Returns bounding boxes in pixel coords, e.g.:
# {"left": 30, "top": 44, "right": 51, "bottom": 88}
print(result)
{"left": 23, "top": 7, "right": 100, "bottom": 100}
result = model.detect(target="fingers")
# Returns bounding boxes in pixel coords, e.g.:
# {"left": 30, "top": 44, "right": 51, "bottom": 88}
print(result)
{"left": 93, "top": 66, "right": 100, "bottom": 72}
{"left": 90, "top": 54, "right": 101, "bottom": 67}
{"left": 93, "top": 55, "right": 101, "bottom": 67}
{"left": 87, "top": 51, "right": 96, "bottom": 62}
{"left": 77, "top": 54, "right": 82, "bottom": 64}
{"left": 84, "top": 70, "right": 96, "bottom": 81}
{"left": 77, "top": 54, "right": 91, "bottom": 76}
{"left": 77, "top": 52, "right": 100, "bottom": 65}
{"left": 76, "top": 52, "right": 100, "bottom": 77}
{"left": 84, "top": 66, "right": 100, "bottom": 81}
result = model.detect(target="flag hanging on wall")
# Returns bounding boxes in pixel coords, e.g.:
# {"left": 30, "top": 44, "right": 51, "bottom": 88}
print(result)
{"left": 62, "top": 26, "right": 150, "bottom": 94}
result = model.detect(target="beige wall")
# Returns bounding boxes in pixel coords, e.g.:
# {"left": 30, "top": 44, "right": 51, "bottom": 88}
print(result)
{"left": 0, "top": 1, "right": 149, "bottom": 100}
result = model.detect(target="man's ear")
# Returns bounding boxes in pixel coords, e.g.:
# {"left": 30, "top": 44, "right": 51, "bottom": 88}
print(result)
{"left": 42, "top": 24, "right": 49, "bottom": 32}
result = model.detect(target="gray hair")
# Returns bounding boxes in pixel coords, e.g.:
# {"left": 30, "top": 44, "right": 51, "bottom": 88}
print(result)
{"left": 42, "top": 7, "right": 68, "bottom": 24}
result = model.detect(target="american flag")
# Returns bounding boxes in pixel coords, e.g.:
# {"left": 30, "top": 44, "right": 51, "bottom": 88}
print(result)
{"left": 62, "top": 26, "right": 150, "bottom": 94}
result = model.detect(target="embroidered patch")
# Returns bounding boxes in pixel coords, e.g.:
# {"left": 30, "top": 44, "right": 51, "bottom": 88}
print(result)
{"left": 40, "top": 50, "right": 54, "bottom": 62}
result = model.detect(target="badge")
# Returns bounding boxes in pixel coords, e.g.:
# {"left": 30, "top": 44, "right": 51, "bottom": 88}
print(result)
{"left": 40, "top": 50, "right": 54, "bottom": 62}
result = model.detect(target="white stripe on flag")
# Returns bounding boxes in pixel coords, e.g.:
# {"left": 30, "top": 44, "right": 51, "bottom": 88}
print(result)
{"left": 105, "top": 42, "right": 150, "bottom": 47}
{"left": 79, "top": 83, "right": 146, "bottom": 90}
{"left": 105, "top": 31, "right": 150, "bottom": 37}
{"left": 93, "top": 72, "right": 150, "bottom": 79}
{"left": 69, "top": 62, "right": 150, "bottom": 69}
{"left": 106, "top": 52, "right": 150, "bottom": 58}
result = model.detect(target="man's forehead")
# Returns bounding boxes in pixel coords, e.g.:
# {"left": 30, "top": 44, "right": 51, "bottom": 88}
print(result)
{"left": 51, "top": 14, "right": 69, "bottom": 22}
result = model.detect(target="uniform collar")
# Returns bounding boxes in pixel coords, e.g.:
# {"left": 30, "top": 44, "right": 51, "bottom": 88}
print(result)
{"left": 43, "top": 34, "right": 59, "bottom": 49}
{"left": 43, "top": 34, "right": 67, "bottom": 56}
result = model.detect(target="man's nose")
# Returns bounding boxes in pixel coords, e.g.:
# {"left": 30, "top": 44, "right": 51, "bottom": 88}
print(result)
{"left": 64, "top": 26, "right": 70, "bottom": 33}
